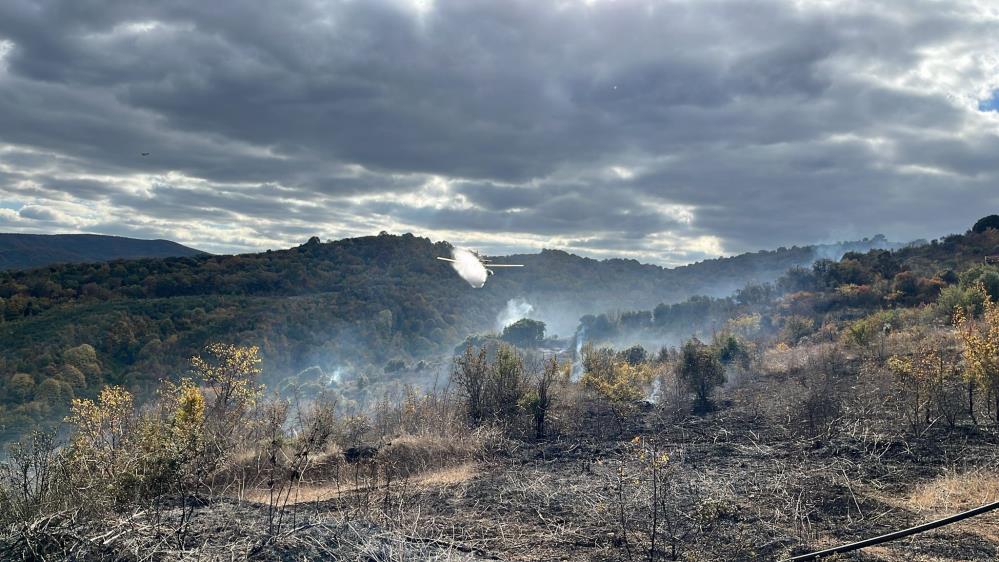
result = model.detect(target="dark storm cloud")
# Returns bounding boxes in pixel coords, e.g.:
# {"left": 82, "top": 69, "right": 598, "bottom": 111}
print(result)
{"left": 0, "top": 0, "right": 997, "bottom": 261}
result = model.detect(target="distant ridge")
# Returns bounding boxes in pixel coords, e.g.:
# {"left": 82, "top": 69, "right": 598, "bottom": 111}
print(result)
{"left": 0, "top": 233, "right": 206, "bottom": 271}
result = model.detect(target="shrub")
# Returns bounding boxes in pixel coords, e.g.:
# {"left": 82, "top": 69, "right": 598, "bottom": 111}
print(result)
{"left": 581, "top": 353, "right": 654, "bottom": 405}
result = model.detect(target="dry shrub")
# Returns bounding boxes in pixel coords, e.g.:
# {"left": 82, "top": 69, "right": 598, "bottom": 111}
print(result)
{"left": 653, "top": 364, "right": 691, "bottom": 419}
{"left": 377, "top": 432, "right": 483, "bottom": 480}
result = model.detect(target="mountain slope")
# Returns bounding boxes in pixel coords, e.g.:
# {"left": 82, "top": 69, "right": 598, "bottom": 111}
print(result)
{"left": 0, "top": 232, "right": 901, "bottom": 440}
{"left": 0, "top": 233, "right": 205, "bottom": 270}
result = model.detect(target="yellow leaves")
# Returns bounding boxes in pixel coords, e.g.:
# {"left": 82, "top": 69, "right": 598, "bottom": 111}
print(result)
{"left": 955, "top": 283, "right": 999, "bottom": 389}
{"left": 66, "top": 385, "right": 134, "bottom": 447}
{"left": 581, "top": 359, "right": 654, "bottom": 405}
{"left": 628, "top": 435, "right": 671, "bottom": 470}
{"left": 887, "top": 355, "right": 912, "bottom": 377}
{"left": 173, "top": 378, "right": 206, "bottom": 431}
{"left": 191, "top": 343, "right": 264, "bottom": 413}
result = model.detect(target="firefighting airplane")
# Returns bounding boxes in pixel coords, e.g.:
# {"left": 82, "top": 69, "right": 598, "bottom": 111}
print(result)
{"left": 437, "top": 248, "right": 523, "bottom": 288}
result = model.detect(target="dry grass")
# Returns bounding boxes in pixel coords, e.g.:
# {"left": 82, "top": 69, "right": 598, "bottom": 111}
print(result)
{"left": 241, "top": 462, "right": 481, "bottom": 505}
{"left": 909, "top": 469, "right": 999, "bottom": 512}
{"left": 905, "top": 469, "right": 999, "bottom": 546}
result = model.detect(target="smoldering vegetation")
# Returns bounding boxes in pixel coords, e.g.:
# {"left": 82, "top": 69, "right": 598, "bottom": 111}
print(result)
{"left": 2, "top": 226, "right": 999, "bottom": 560}
{"left": 0, "top": 233, "right": 902, "bottom": 444}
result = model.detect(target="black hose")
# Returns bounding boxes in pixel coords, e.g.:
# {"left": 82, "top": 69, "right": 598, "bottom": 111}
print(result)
{"left": 784, "top": 498, "right": 999, "bottom": 561}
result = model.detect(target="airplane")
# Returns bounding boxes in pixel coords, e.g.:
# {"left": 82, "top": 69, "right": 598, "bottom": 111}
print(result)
{"left": 437, "top": 248, "right": 523, "bottom": 288}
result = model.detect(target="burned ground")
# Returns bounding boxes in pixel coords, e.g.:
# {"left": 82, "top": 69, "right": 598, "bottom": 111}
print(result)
{"left": 6, "top": 402, "right": 995, "bottom": 562}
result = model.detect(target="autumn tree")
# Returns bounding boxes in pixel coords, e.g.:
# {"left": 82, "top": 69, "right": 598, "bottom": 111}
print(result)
{"left": 191, "top": 343, "right": 263, "bottom": 447}
{"left": 955, "top": 286, "right": 999, "bottom": 423}
{"left": 582, "top": 345, "right": 653, "bottom": 405}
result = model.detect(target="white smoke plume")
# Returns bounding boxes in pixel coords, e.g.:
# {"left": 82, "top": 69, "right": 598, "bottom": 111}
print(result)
{"left": 647, "top": 376, "right": 661, "bottom": 402}
{"left": 570, "top": 326, "right": 586, "bottom": 381}
{"left": 496, "top": 297, "right": 534, "bottom": 331}
{"left": 450, "top": 247, "right": 488, "bottom": 288}
{"left": 327, "top": 366, "right": 347, "bottom": 386}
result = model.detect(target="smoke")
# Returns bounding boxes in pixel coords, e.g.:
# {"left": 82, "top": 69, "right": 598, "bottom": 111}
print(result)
{"left": 570, "top": 326, "right": 586, "bottom": 381}
{"left": 327, "top": 366, "right": 347, "bottom": 386}
{"left": 450, "top": 247, "right": 488, "bottom": 288}
{"left": 496, "top": 298, "right": 534, "bottom": 331}
{"left": 647, "top": 376, "right": 661, "bottom": 402}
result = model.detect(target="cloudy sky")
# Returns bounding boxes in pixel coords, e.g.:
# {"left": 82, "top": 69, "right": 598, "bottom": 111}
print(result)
{"left": 1, "top": 0, "right": 997, "bottom": 264}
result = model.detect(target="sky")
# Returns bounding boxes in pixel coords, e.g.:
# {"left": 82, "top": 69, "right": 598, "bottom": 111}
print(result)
{"left": 0, "top": 0, "right": 998, "bottom": 265}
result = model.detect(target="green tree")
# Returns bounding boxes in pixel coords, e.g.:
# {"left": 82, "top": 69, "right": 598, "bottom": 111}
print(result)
{"left": 971, "top": 215, "right": 999, "bottom": 234}
{"left": 677, "top": 339, "right": 726, "bottom": 411}
{"left": 501, "top": 318, "right": 546, "bottom": 348}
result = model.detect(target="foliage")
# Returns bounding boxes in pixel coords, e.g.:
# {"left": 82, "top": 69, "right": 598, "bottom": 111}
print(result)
{"left": 677, "top": 339, "right": 726, "bottom": 410}
{"left": 191, "top": 342, "right": 263, "bottom": 444}
{"left": 937, "top": 284, "right": 987, "bottom": 320}
{"left": 501, "top": 318, "right": 546, "bottom": 348}
{"left": 0, "top": 233, "right": 889, "bottom": 441}
{"left": 954, "top": 287, "right": 999, "bottom": 422}
{"left": 452, "top": 345, "right": 489, "bottom": 424}
{"left": 581, "top": 346, "right": 654, "bottom": 405}
{"left": 887, "top": 351, "right": 947, "bottom": 430}
{"left": 958, "top": 264, "right": 999, "bottom": 300}
{"left": 713, "top": 334, "right": 749, "bottom": 368}
{"left": 971, "top": 214, "right": 999, "bottom": 234}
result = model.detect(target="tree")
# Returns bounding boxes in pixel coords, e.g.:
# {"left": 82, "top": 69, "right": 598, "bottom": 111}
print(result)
{"left": 7, "top": 374, "right": 35, "bottom": 402}
{"left": 581, "top": 349, "right": 654, "bottom": 405}
{"left": 618, "top": 345, "right": 648, "bottom": 366}
{"left": 677, "top": 339, "right": 726, "bottom": 411}
{"left": 955, "top": 286, "right": 999, "bottom": 423}
{"left": 65, "top": 385, "right": 135, "bottom": 485}
{"left": 713, "top": 334, "right": 747, "bottom": 368}
{"left": 190, "top": 343, "right": 263, "bottom": 446}
{"left": 971, "top": 215, "right": 999, "bottom": 234}
{"left": 501, "top": 318, "right": 546, "bottom": 348}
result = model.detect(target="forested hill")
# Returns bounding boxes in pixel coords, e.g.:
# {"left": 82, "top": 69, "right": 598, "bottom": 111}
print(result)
{"left": 0, "top": 233, "right": 204, "bottom": 271}
{"left": 0, "top": 232, "right": 897, "bottom": 439}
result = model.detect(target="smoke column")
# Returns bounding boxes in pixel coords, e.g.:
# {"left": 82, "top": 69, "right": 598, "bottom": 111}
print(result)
{"left": 571, "top": 326, "right": 586, "bottom": 381}
{"left": 496, "top": 298, "right": 534, "bottom": 331}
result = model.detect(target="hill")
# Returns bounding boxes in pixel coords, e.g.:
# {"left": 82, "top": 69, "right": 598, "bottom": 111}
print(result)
{"left": 3, "top": 224, "right": 999, "bottom": 561}
{"left": 0, "top": 232, "right": 898, "bottom": 439}
{"left": 0, "top": 233, "right": 205, "bottom": 270}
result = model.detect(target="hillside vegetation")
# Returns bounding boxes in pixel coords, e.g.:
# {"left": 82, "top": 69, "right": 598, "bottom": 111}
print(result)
{"left": 1, "top": 221, "right": 999, "bottom": 560}
{"left": 0, "top": 233, "right": 204, "bottom": 271}
{"left": 0, "top": 233, "right": 896, "bottom": 441}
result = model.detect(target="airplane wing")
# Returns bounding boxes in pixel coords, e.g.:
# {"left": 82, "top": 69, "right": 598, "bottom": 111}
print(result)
{"left": 436, "top": 257, "right": 457, "bottom": 263}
